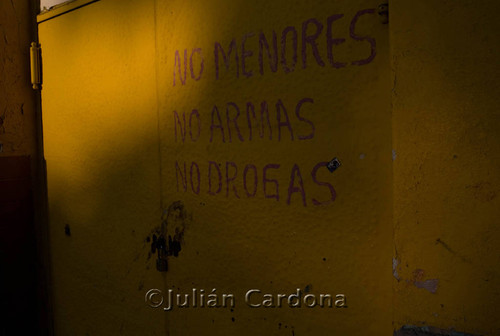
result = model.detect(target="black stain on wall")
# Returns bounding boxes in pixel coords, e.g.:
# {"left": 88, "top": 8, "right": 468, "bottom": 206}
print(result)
{"left": 147, "top": 201, "right": 188, "bottom": 271}
{"left": 64, "top": 224, "right": 71, "bottom": 236}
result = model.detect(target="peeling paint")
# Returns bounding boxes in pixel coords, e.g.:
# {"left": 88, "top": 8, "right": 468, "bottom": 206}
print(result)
{"left": 393, "top": 257, "right": 400, "bottom": 280}
{"left": 414, "top": 278, "right": 439, "bottom": 294}
{"left": 408, "top": 269, "right": 439, "bottom": 294}
{"left": 392, "top": 149, "right": 397, "bottom": 161}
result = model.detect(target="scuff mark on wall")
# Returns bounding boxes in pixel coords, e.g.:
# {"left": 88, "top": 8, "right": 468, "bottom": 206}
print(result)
{"left": 435, "top": 239, "right": 472, "bottom": 264}
{"left": 435, "top": 238, "right": 455, "bottom": 255}
{"left": 466, "top": 182, "right": 497, "bottom": 203}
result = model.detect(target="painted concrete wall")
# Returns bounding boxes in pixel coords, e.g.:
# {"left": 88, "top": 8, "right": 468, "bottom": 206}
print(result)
{"left": 38, "top": 0, "right": 165, "bottom": 334}
{"left": 156, "top": 0, "right": 391, "bottom": 334}
{"left": 391, "top": 1, "right": 500, "bottom": 335}
{"left": 0, "top": 0, "right": 52, "bottom": 334}
{"left": 36, "top": 0, "right": 499, "bottom": 335}
{"left": 0, "top": 0, "right": 38, "bottom": 157}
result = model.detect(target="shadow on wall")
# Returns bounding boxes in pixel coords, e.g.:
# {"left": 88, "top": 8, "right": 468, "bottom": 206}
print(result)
{"left": 41, "top": 0, "right": 500, "bottom": 335}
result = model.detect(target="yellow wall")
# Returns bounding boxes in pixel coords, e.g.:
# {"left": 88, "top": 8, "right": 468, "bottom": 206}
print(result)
{"left": 37, "top": 0, "right": 499, "bottom": 335}
{"left": 391, "top": 1, "right": 500, "bottom": 335}
{"left": 156, "top": 0, "right": 391, "bottom": 334}
{"left": 39, "top": 1, "right": 165, "bottom": 334}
